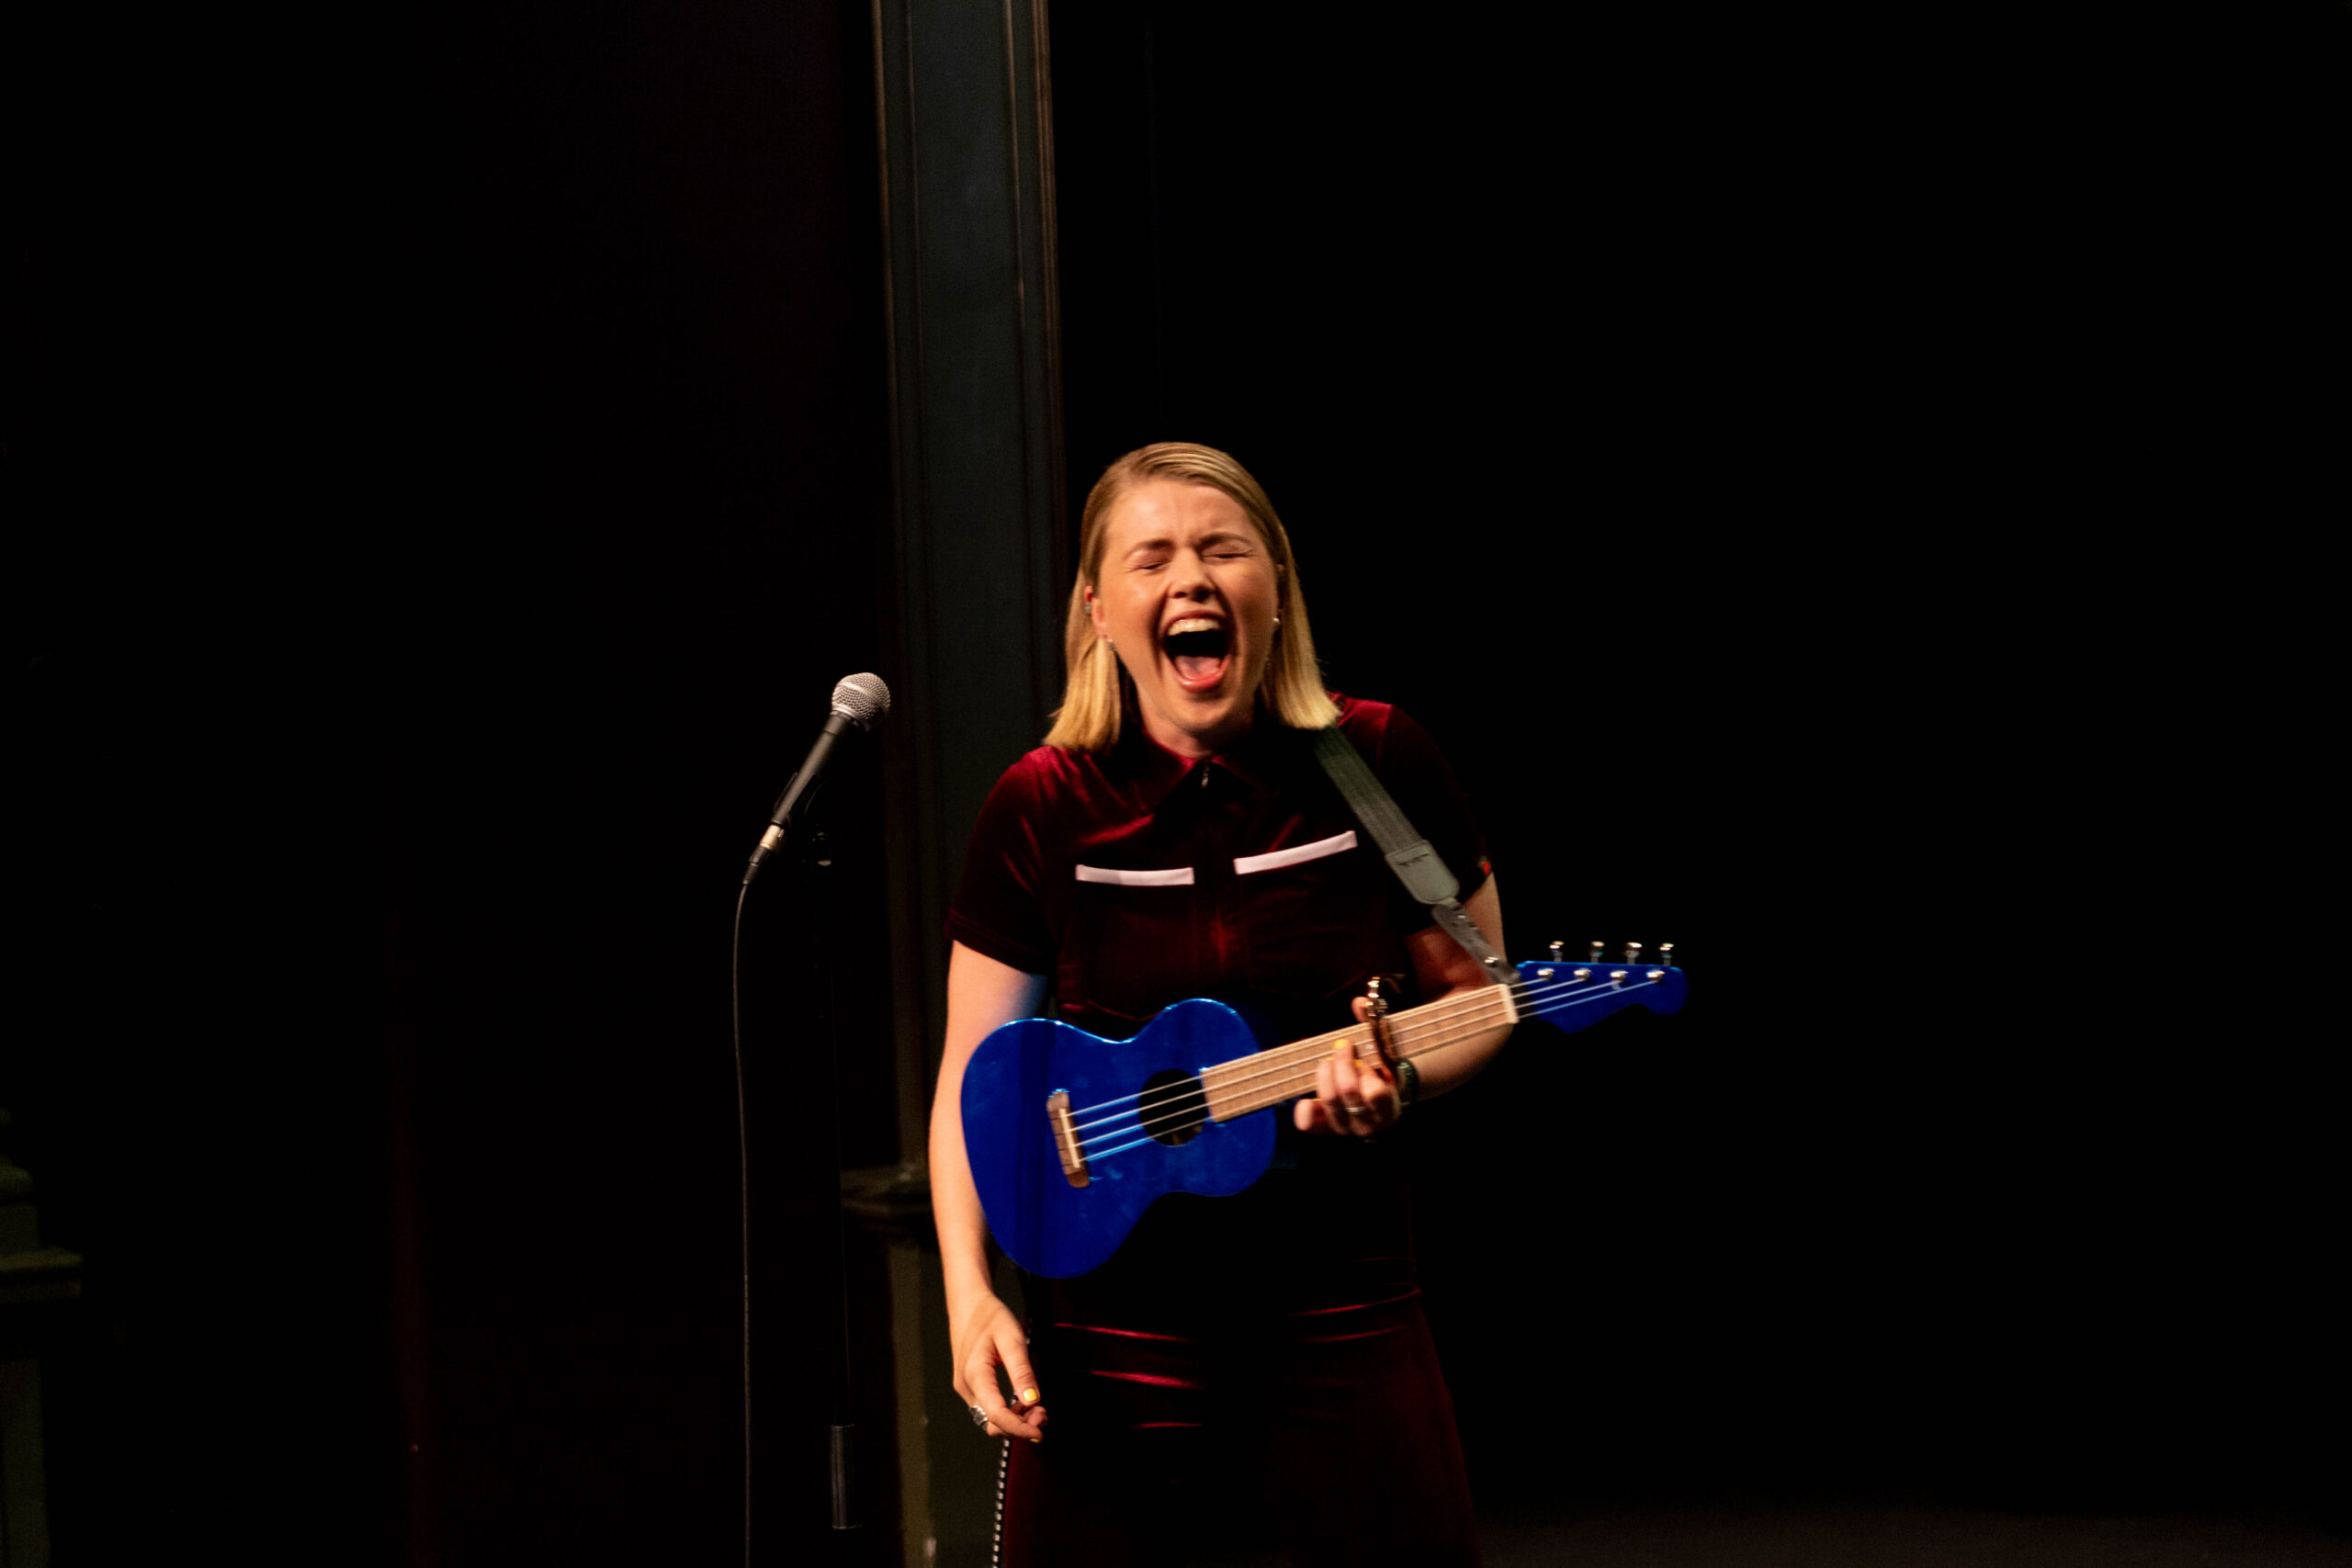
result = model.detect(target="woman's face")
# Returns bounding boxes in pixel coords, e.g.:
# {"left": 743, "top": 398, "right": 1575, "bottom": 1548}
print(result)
{"left": 1087, "top": 479, "right": 1281, "bottom": 759}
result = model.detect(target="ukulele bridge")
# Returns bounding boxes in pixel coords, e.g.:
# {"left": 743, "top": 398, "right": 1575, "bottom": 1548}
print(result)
{"left": 1046, "top": 1090, "right": 1090, "bottom": 1189}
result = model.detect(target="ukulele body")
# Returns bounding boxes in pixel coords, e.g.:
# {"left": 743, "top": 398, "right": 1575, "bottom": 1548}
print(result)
{"left": 960, "top": 998, "right": 1279, "bottom": 1279}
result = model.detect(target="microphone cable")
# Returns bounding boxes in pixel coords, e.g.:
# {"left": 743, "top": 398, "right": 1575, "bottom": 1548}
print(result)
{"left": 730, "top": 875, "right": 753, "bottom": 1568}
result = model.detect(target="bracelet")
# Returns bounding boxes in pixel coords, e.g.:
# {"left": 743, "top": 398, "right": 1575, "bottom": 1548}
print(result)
{"left": 1394, "top": 1057, "right": 1419, "bottom": 1111}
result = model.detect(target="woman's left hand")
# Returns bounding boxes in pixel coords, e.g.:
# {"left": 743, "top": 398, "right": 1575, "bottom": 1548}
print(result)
{"left": 1294, "top": 998, "right": 1399, "bottom": 1137}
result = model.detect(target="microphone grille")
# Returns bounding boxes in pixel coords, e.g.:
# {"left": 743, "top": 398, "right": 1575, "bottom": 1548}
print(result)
{"left": 831, "top": 672, "right": 892, "bottom": 730}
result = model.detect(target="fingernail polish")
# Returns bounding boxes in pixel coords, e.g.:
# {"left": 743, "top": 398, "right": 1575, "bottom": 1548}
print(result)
{"left": 1022, "top": 1388, "right": 1037, "bottom": 1404}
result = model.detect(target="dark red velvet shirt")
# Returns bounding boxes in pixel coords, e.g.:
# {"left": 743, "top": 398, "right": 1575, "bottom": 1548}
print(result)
{"left": 949, "top": 695, "right": 1489, "bottom": 1048}
{"left": 949, "top": 697, "right": 1490, "bottom": 1313}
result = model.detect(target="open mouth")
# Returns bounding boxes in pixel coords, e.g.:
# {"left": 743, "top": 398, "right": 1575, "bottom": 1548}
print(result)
{"left": 1163, "top": 619, "right": 1231, "bottom": 691}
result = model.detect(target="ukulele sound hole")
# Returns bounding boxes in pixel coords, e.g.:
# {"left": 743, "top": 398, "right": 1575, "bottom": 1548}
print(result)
{"left": 1140, "top": 1069, "right": 1208, "bottom": 1146}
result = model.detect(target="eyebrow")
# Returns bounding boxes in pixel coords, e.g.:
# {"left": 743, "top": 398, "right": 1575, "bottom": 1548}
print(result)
{"left": 1122, "top": 531, "right": 1253, "bottom": 558}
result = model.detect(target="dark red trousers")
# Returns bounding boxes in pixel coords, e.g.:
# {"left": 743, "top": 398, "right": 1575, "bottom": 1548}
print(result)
{"left": 995, "top": 1247, "right": 1481, "bottom": 1568}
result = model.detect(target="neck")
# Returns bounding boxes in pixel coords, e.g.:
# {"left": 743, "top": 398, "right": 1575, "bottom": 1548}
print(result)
{"left": 1139, "top": 705, "right": 1252, "bottom": 760}
{"left": 1197, "top": 982, "right": 1521, "bottom": 1122}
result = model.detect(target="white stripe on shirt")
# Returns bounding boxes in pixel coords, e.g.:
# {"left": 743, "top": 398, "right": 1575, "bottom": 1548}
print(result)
{"left": 1074, "top": 863, "right": 1196, "bottom": 886}
{"left": 1232, "top": 829, "right": 1359, "bottom": 877}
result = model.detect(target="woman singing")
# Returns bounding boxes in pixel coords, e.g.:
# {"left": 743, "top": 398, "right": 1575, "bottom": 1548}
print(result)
{"left": 930, "top": 443, "right": 1510, "bottom": 1566}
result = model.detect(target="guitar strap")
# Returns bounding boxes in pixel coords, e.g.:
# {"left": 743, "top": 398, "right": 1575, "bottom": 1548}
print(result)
{"left": 1310, "top": 726, "right": 1511, "bottom": 984}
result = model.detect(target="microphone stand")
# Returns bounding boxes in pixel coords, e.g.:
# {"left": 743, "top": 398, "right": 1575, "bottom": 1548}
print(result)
{"left": 739, "top": 814, "right": 863, "bottom": 1566}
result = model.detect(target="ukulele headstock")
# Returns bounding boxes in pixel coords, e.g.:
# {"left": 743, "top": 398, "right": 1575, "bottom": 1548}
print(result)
{"left": 1513, "top": 941, "right": 1686, "bottom": 1032}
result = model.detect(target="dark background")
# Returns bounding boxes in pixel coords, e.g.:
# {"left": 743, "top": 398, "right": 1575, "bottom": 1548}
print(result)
{"left": 10, "top": 3, "right": 2339, "bottom": 1564}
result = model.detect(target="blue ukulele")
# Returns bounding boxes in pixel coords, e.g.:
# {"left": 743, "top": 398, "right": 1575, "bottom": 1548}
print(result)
{"left": 961, "top": 945, "right": 1687, "bottom": 1276}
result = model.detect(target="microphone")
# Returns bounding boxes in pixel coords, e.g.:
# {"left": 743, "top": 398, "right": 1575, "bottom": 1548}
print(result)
{"left": 744, "top": 673, "right": 891, "bottom": 884}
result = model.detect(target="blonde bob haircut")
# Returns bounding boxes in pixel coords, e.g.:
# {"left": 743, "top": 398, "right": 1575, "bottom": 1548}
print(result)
{"left": 1044, "top": 442, "right": 1340, "bottom": 751}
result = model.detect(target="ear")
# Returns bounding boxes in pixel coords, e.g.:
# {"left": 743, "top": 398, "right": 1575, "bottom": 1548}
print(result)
{"left": 1086, "top": 587, "right": 1107, "bottom": 639}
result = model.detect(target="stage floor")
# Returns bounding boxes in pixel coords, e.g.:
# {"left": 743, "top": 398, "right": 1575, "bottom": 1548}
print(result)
{"left": 1473, "top": 1503, "right": 2347, "bottom": 1567}
{"left": 1188, "top": 1502, "right": 2348, "bottom": 1567}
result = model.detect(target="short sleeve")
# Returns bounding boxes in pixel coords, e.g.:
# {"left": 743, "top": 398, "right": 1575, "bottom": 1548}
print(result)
{"left": 946, "top": 757, "right": 1057, "bottom": 976}
{"left": 1359, "top": 705, "right": 1490, "bottom": 929}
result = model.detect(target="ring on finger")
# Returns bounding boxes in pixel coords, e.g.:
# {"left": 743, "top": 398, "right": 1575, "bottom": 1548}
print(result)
{"left": 968, "top": 1404, "right": 989, "bottom": 1429}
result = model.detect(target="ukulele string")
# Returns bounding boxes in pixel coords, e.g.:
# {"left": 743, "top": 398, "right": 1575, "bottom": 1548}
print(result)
{"left": 1076, "top": 982, "right": 1664, "bottom": 1166}
{"left": 1070, "top": 976, "right": 1660, "bottom": 1156}
{"left": 1065, "top": 972, "right": 1638, "bottom": 1143}
{"left": 1062, "top": 980, "right": 1530, "bottom": 1135}
{"left": 1057, "top": 964, "right": 1622, "bottom": 1127}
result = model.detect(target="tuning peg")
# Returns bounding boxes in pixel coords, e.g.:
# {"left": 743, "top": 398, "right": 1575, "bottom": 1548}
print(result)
{"left": 1623, "top": 941, "right": 1643, "bottom": 964}
{"left": 1658, "top": 942, "right": 1675, "bottom": 968}
{"left": 1588, "top": 941, "right": 1604, "bottom": 966}
{"left": 1549, "top": 940, "right": 1566, "bottom": 965}
{"left": 1608, "top": 969, "right": 1627, "bottom": 987}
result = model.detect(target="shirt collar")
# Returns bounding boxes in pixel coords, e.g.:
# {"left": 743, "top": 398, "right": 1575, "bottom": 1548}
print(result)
{"left": 1113, "top": 712, "right": 1299, "bottom": 811}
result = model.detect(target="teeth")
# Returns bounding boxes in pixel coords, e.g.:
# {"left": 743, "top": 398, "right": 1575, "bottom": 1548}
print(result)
{"left": 1166, "top": 617, "right": 1223, "bottom": 637}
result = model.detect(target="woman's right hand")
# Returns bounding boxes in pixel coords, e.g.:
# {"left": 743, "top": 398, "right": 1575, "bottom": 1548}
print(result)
{"left": 951, "top": 1292, "right": 1047, "bottom": 1442}
{"left": 933, "top": 946, "right": 1052, "bottom": 1443}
